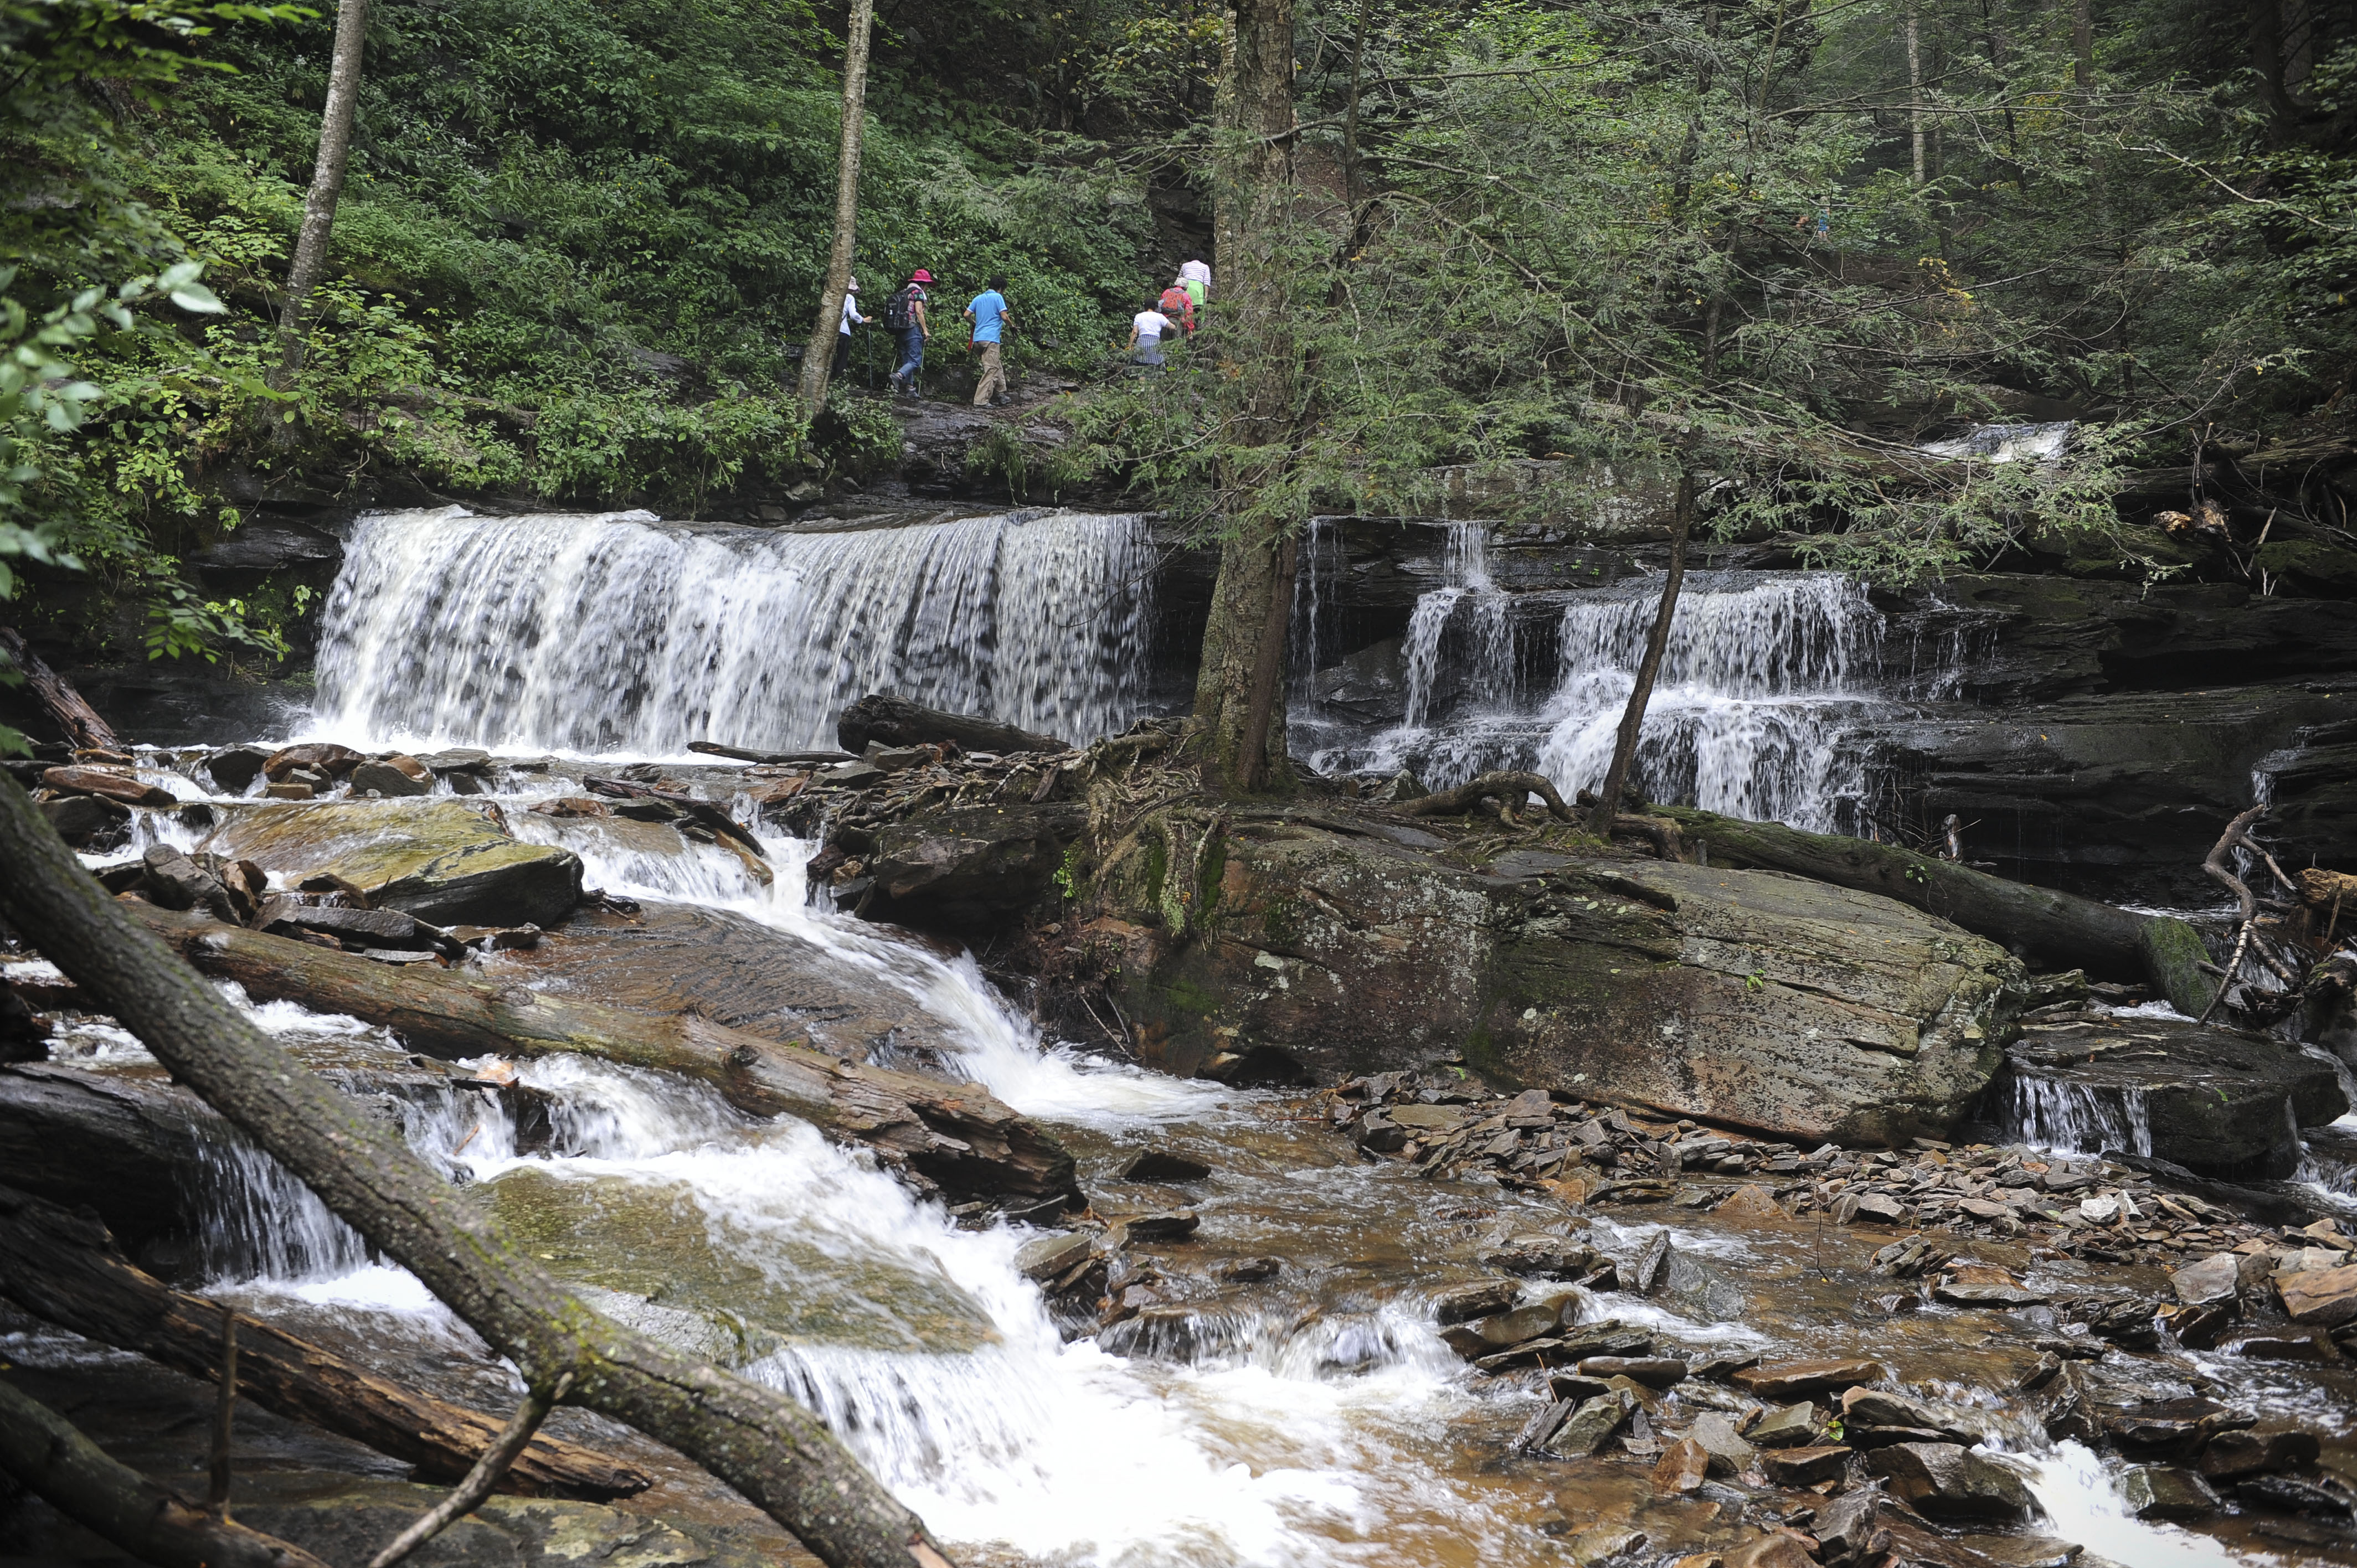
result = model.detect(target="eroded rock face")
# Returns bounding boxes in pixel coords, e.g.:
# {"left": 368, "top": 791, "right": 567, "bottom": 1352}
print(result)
{"left": 202, "top": 798, "right": 583, "bottom": 929}
{"left": 1084, "top": 813, "right": 2021, "bottom": 1144}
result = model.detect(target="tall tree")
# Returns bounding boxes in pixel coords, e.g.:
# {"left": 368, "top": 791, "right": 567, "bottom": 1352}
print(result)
{"left": 271, "top": 0, "right": 368, "bottom": 410}
{"left": 799, "top": 0, "right": 876, "bottom": 410}
{"left": 1589, "top": 471, "right": 1694, "bottom": 835}
{"left": 1188, "top": 0, "right": 1303, "bottom": 794}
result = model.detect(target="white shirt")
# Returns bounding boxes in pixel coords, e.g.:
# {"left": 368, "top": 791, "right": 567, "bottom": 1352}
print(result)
{"left": 1179, "top": 260, "right": 1211, "bottom": 286}
{"left": 1133, "top": 310, "right": 1174, "bottom": 342}
{"left": 839, "top": 293, "right": 862, "bottom": 334}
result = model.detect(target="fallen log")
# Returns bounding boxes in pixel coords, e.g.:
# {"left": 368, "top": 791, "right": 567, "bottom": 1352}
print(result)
{"left": 688, "top": 741, "right": 854, "bottom": 765}
{"left": 0, "top": 627, "right": 117, "bottom": 752}
{"left": 1658, "top": 804, "right": 2212, "bottom": 1016}
{"left": 125, "top": 903, "right": 1078, "bottom": 1206}
{"left": 837, "top": 693, "right": 1064, "bottom": 755}
{"left": 0, "top": 1375, "right": 334, "bottom": 1568}
{"left": 0, "top": 1183, "right": 649, "bottom": 1499}
{"left": 2296, "top": 867, "right": 2357, "bottom": 912}
{"left": 1, "top": 775, "right": 960, "bottom": 1568}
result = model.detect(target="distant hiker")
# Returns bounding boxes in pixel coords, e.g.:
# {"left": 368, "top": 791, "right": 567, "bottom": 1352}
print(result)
{"left": 965, "top": 275, "right": 1012, "bottom": 406}
{"left": 1178, "top": 257, "right": 1210, "bottom": 309}
{"left": 1157, "top": 279, "right": 1196, "bottom": 336}
{"left": 884, "top": 269, "right": 932, "bottom": 395}
{"left": 1126, "top": 298, "right": 1176, "bottom": 367}
{"left": 832, "top": 276, "right": 868, "bottom": 383}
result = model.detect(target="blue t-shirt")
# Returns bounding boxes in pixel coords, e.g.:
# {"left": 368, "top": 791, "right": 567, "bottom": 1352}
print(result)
{"left": 967, "top": 290, "right": 1008, "bottom": 343}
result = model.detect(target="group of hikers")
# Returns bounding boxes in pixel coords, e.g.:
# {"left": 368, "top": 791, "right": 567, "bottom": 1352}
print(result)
{"left": 833, "top": 257, "right": 1213, "bottom": 406}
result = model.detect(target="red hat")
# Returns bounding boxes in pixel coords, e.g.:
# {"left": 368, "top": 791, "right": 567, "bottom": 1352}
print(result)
{"left": 910, "top": 269, "right": 934, "bottom": 283}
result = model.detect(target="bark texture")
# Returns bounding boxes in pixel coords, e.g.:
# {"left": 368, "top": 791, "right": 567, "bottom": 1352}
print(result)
{"left": 0, "top": 1375, "right": 335, "bottom": 1568}
{"left": 797, "top": 0, "right": 876, "bottom": 409}
{"left": 124, "top": 903, "right": 1078, "bottom": 1205}
{"left": 273, "top": 0, "right": 369, "bottom": 392}
{"left": 0, "top": 1182, "right": 650, "bottom": 1499}
{"left": 0, "top": 779, "right": 954, "bottom": 1568}
{"left": 0, "top": 628, "right": 117, "bottom": 751}
{"left": 1190, "top": 0, "right": 1302, "bottom": 794}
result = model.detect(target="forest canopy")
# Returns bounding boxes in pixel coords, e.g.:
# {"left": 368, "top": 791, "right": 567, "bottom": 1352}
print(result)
{"left": 1, "top": 0, "right": 2351, "bottom": 669}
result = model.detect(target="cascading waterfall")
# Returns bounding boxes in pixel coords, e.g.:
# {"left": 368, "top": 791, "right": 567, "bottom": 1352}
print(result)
{"left": 2001, "top": 1075, "right": 2154, "bottom": 1158}
{"left": 1533, "top": 570, "right": 1887, "bottom": 830}
{"left": 1309, "top": 555, "right": 1896, "bottom": 832}
{"left": 312, "top": 505, "right": 1156, "bottom": 756}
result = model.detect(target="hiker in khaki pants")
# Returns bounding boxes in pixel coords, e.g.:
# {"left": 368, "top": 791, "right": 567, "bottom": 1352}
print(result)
{"left": 964, "top": 275, "right": 1012, "bottom": 406}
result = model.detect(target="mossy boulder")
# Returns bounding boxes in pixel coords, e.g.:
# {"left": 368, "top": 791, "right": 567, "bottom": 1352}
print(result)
{"left": 202, "top": 798, "right": 582, "bottom": 927}
{"left": 1080, "top": 813, "right": 2022, "bottom": 1145}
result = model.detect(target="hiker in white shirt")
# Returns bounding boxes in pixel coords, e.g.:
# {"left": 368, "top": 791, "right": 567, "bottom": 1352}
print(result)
{"left": 1126, "top": 300, "right": 1177, "bottom": 367}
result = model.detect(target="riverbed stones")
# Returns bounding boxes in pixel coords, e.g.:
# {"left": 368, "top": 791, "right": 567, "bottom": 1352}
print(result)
{"left": 1758, "top": 1445, "right": 1853, "bottom": 1487}
{"left": 1576, "top": 1356, "right": 1687, "bottom": 1388}
{"left": 2195, "top": 1428, "right": 2320, "bottom": 1481}
{"left": 2278, "top": 1263, "right": 2357, "bottom": 1325}
{"left": 204, "top": 745, "right": 272, "bottom": 792}
{"left": 349, "top": 758, "right": 431, "bottom": 797}
{"left": 1651, "top": 1435, "right": 1710, "bottom": 1492}
{"left": 1840, "top": 1388, "right": 1984, "bottom": 1446}
{"left": 1865, "top": 1442, "right": 2039, "bottom": 1523}
{"left": 1117, "top": 1149, "right": 1212, "bottom": 1183}
{"left": 39, "top": 791, "right": 129, "bottom": 845}
{"left": 2120, "top": 1464, "right": 2221, "bottom": 1521}
{"left": 41, "top": 764, "right": 176, "bottom": 807}
{"left": 1746, "top": 1402, "right": 1823, "bottom": 1448}
{"left": 1538, "top": 1391, "right": 1635, "bottom": 1458}
{"left": 1015, "top": 1230, "right": 1093, "bottom": 1282}
{"left": 1119, "top": 1210, "right": 1200, "bottom": 1242}
{"left": 2171, "top": 1251, "right": 2242, "bottom": 1308}
{"left": 1681, "top": 1412, "right": 1754, "bottom": 1476}
{"left": 1733, "top": 1359, "right": 1887, "bottom": 1401}
{"left": 1480, "top": 1233, "right": 1594, "bottom": 1277}
{"left": 202, "top": 799, "right": 583, "bottom": 928}
{"left": 1433, "top": 1278, "right": 1521, "bottom": 1324}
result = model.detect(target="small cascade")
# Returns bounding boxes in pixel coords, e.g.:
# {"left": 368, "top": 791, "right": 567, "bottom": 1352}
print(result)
{"left": 1398, "top": 523, "right": 1515, "bottom": 729}
{"left": 1918, "top": 421, "right": 2074, "bottom": 462}
{"left": 313, "top": 506, "right": 1156, "bottom": 756}
{"left": 2000, "top": 1074, "right": 2154, "bottom": 1159}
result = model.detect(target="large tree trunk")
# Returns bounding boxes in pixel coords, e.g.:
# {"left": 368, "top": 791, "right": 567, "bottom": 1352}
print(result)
{"left": 1589, "top": 471, "right": 1692, "bottom": 836}
{"left": 0, "top": 782, "right": 955, "bottom": 1568}
{"left": 1190, "top": 0, "right": 1301, "bottom": 795}
{"left": 122, "top": 904, "right": 1078, "bottom": 1206}
{"left": 271, "top": 0, "right": 369, "bottom": 406}
{"left": 0, "top": 1183, "right": 649, "bottom": 1499}
{"left": 0, "top": 628, "right": 117, "bottom": 751}
{"left": 0, "top": 1376, "right": 336, "bottom": 1568}
{"left": 797, "top": 0, "right": 876, "bottom": 410}
{"left": 1655, "top": 802, "right": 2212, "bottom": 1013}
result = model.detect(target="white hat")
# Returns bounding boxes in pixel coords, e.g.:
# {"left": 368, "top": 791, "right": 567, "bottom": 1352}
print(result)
{"left": 847, "top": 277, "right": 860, "bottom": 292}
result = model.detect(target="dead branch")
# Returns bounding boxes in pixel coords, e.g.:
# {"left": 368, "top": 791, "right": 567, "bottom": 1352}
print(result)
{"left": 1401, "top": 771, "right": 1575, "bottom": 821}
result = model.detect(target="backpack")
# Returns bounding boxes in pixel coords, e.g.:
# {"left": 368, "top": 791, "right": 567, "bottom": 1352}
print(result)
{"left": 1159, "top": 286, "right": 1193, "bottom": 328}
{"left": 881, "top": 285, "right": 920, "bottom": 331}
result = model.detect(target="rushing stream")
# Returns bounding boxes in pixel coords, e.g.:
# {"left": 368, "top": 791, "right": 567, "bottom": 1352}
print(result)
{"left": 17, "top": 501, "right": 2354, "bottom": 1567}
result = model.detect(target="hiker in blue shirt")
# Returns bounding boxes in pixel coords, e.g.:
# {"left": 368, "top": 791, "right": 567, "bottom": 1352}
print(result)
{"left": 965, "top": 276, "right": 1013, "bottom": 406}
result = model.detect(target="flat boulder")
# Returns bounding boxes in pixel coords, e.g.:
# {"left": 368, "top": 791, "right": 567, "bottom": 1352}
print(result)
{"left": 202, "top": 799, "right": 581, "bottom": 929}
{"left": 1999, "top": 1015, "right": 2346, "bottom": 1178}
{"left": 1734, "top": 1358, "right": 1888, "bottom": 1401}
{"left": 1866, "top": 1442, "right": 2039, "bottom": 1523}
{"left": 1089, "top": 816, "right": 2023, "bottom": 1146}
{"left": 2278, "top": 1264, "right": 2357, "bottom": 1326}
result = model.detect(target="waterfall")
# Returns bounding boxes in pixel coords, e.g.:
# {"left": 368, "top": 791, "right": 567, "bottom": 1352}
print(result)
{"left": 2001, "top": 1074, "right": 2154, "bottom": 1159}
{"left": 1533, "top": 570, "right": 1886, "bottom": 830}
{"left": 313, "top": 506, "right": 1156, "bottom": 756}
{"left": 1309, "top": 561, "right": 1896, "bottom": 832}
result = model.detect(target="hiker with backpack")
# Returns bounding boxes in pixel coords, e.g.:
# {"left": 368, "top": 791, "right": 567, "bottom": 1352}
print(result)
{"left": 1156, "top": 279, "right": 1196, "bottom": 337}
{"left": 884, "top": 270, "right": 932, "bottom": 395}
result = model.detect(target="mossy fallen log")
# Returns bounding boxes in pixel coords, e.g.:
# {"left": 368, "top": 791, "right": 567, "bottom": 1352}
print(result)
{"left": 125, "top": 903, "right": 1077, "bottom": 1206}
{"left": 1659, "top": 805, "right": 2210, "bottom": 1015}
{"left": 0, "top": 1183, "right": 650, "bottom": 1499}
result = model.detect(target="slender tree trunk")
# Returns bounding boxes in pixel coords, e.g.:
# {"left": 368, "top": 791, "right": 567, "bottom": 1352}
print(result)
{"left": 2072, "top": 0, "right": 2094, "bottom": 99}
{"left": 1906, "top": 6, "right": 1925, "bottom": 185}
{"left": 799, "top": 0, "right": 876, "bottom": 409}
{"left": 1589, "top": 471, "right": 1694, "bottom": 836}
{"left": 0, "top": 783, "right": 956, "bottom": 1568}
{"left": 271, "top": 0, "right": 368, "bottom": 413}
{"left": 1191, "top": 0, "right": 1302, "bottom": 795}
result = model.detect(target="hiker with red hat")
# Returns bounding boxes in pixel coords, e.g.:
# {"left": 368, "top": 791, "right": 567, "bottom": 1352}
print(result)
{"left": 884, "top": 269, "right": 933, "bottom": 396}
